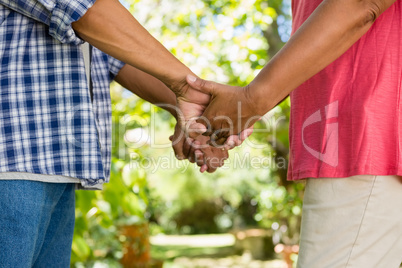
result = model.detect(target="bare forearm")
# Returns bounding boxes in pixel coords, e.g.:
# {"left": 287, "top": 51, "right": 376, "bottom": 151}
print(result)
{"left": 250, "top": 0, "right": 396, "bottom": 115}
{"left": 72, "top": 0, "right": 192, "bottom": 91}
{"left": 115, "top": 64, "right": 178, "bottom": 118}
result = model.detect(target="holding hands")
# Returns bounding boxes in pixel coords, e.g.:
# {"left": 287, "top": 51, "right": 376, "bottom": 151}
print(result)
{"left": 170, "top": 74, "right": 258, "bottom": 173}
{"left": 174, "top": 74, "right": 259, "bottom": 147}
{"left": 169, "top": 125, "right": 228, "bottom": 173}
{"left": 185, "top": 75, "right": 259, "bottom": 146}
{"left": 115, "top": 65, "right": 254, "bottom": 174}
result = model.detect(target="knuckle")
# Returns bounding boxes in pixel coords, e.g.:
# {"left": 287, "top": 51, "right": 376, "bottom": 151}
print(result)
{"left": 199, "top": 79, "right": 207, "bottom": 89}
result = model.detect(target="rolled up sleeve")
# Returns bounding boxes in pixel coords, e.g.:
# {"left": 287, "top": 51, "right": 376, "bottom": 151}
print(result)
{"left": 108, "top": 56, "right": 125, "bottom": 81}
{"left": 0, "top": 0, "right": 95, "bottom": 45}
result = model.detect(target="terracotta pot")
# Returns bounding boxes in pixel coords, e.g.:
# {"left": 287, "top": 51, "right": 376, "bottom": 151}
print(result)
{"left": 120, "top": 223, "right": 151, "bottom": 268}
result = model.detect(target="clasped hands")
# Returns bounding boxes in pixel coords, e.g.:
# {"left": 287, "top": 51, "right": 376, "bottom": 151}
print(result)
{"left": 169, "top": 74, "right": 263, "bottom": 173}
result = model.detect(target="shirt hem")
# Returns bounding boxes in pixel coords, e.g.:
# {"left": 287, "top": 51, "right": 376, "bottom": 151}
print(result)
{"left": 288, "top": 167, "right": 402, "bottom": 181}
{"left": 0, "top": 171, "right": 104, "bottom": 190}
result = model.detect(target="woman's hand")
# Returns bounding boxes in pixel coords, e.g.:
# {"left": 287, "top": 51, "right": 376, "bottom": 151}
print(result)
{"left": 186, "top": 75, "right": 262, "bottom": 146}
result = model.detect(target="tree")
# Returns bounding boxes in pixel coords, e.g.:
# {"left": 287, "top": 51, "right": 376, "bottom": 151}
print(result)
{"left": 72, "top": 0, "right": 304, "bottom": 266}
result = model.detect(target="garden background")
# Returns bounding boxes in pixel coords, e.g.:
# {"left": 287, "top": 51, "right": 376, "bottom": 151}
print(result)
{"left": 72, "top": 0, "right": 305, "bottom": 267}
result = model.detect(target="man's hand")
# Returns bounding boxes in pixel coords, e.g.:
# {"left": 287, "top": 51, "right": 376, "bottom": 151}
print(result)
{"left": 169, "top": 124, "right": 227, "bottom": 173}
{"left": 174, "top": 78, "right": 211, "bottom": 138}
{"left": 191, "top": 135, "right": 228, "bottom": 173}
{"left": 170, "top": 124, "right": 254, "bottom": 173}
{"left": 186, "top": 75, "right": 262, "bottom": 146}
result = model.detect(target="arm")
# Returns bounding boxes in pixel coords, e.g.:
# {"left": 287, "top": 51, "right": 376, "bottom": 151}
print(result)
{"left": 72, "top": 0, "right": 191, "bottom": 92}
{"left": 73, "top": 0, "right": 213, "bottom": 135}
{"left": 4, "top": 0, "right": 208, "bottom": 120}
{"left": 249, "top": 0, "right": 396, "bottom": 115}
{"left": 114, "top": 64, "right": 178, "bottom": 118}
{"left": 3, "top": 0, "right": 209, "bottom": 135}
{"left": 187, "top": 0, "right": 398, "bottom": 143}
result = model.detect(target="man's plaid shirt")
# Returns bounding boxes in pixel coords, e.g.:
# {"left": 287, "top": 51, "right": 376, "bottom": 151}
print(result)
{"left": 0, "top": 1, "right": 125, "bottom": 188}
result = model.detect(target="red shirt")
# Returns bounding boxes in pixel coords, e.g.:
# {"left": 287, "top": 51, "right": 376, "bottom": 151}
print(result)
{"left": 288, "top": 0, "right": 402, "bottom": 180}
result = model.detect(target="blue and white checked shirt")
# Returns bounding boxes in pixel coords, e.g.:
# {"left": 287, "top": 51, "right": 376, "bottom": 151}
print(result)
{"left": 0, "top": 1, "right": 125, "bottom": 188}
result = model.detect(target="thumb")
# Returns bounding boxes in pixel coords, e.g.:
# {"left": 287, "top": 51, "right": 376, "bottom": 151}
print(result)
{"left": 186, "top": 75, "right": 215, "bottom": 95}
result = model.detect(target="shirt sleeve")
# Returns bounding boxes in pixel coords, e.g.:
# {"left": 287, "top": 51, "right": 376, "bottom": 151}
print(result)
{"left": 108, "top": 56, "right": 126, "bottom": 81}
{"left": 0, "top": 0, "right": 95, "bottom": 45}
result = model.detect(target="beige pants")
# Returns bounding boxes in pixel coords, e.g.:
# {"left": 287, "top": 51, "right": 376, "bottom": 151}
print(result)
{"left": 297, "top": 175, "right": 402, "bottom": 268}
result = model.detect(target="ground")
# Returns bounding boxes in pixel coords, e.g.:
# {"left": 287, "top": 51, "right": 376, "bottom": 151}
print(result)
{"left": 151, "top": 234, "right": 291, "bottom": 268}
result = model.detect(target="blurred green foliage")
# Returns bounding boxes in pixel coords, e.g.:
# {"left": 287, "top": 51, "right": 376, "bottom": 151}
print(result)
{"left": 72, "top": 0, "right": 304, "bottom": 266}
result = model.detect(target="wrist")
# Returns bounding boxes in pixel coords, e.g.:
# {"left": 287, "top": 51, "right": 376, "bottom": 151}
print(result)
{"left": 168, "top": 78, "right": 187, "bottom": 97}
{"left": 247, "top": 81, "right": 283, "bottom": 116}
{"left": 244, "top": 82, "right": 266, "bottom": 116}
{"left": 167, "top": 71, "right": 196, "bottom": 97}
{"left": 156, "top": 100, "right": 178, "bottom": 120}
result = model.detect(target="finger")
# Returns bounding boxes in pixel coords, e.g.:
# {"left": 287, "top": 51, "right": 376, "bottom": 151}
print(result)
{"left": 205, "top": 157, "right": 220, "bottom": 173}
{"left": 217, "top": 150, "right": 229, "bottom": 164}
{"left": 186, "top": 122, "right": 208, "bottom": 139}
{"left": 194, "top": 149, "right": 204, "bottom": 167}
{"left": 183, "top": 137, "right": 193, "bottom": 160}
{"left": 205, "top": 151, "right": 227, "bottom": 173}
{"left": 240, "top": 127, "right": 254, "bottom": 141}
{"left": 211, "top": 131, "right": 230, "bottom": 147}
{"left": 224, "top": 135, "right": 239, "bottom": 149}
{"left": 215, "top": 137, "right": 228, "bottom": 146}
{"left": 188, "top": 140, "right": 200, "bottom": 163}
{"left": 186, "top": 75, "right": 215, "bottom": 95}
{"left": 207, "top": 166, "right": 217, "bottom": 173}
{"left": 173, "top": 141, "right": 185, "bottom": 160}
{"left": 208, "top": 138, "right": 228, "bottom": 148}
{"left": 196, "top": 117, "right": 212, "bottom": 136}
{"left": 224, "top": 126, "right": 254, "bottom": 148}
{"left": 191, "top": 140, "right": 202, "bottom": 150}
{"left": 171, "top": 136, "right": 185, "bottom": 160}
{"left": 224, "top": 135, "right": 242, "bottom": 148}
{"left": 211, "top": 122, "right": 231, "bottom": 144}
{"left": 200, "top": 164, "right": 208, "bottom": 173}
{"left": 171, "top": 127, "right": 186, "bottom": 160}
{"left": 207, "top": 138, "right": 221, "bottom": 148}
{"left": 205, "top": 157, "right": 218, "bottom": 173}
{"left": 202, "top": 130, "right": 213, "bottom": 137}
{"left": 188, "top": 156, "right": 195, "bottom": 163}
{"left": 223, "top": 150, "right": 229, "bottom": 161}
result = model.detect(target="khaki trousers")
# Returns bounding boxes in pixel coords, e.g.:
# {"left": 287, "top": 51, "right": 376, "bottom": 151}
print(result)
{"left": 297, "top": 175, "right": 402, "bottom": 268}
